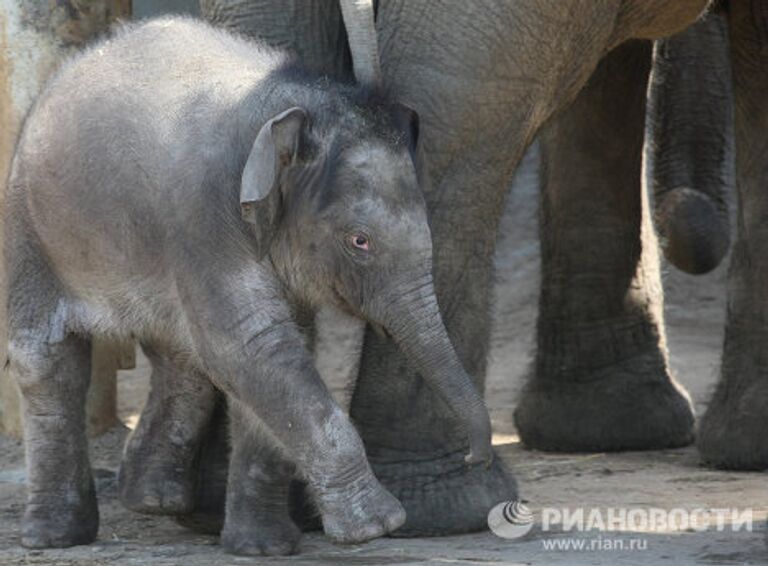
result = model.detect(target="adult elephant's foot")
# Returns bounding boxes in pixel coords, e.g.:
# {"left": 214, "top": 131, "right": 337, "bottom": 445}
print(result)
{"left": 368, "top": 447, "right": 517, "bottom": 536}
{"left": 698, "top": 380, "right": 768, "bottom": 470}
{"left": 350, "top": 326, "right": 518, "bottom": 537}
{"left": 526, "top": 38, "right": 696, "bottom": 452}
{"left": 514, "top": 350, "right": 695, "bottom": 452}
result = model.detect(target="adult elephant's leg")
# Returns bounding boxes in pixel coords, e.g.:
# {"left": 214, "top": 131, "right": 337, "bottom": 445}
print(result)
{"left": 514, "top": 40, "right": 695, "bottom": 451}
{"left": 351, "top": 192, "right": 518, "bottom": 536}
{"left": 347, "top": 0, "right": 625, "bottom": 536}
{"left": 347, "top": 15, "right": 522, "bottom": 538}
{"left": 698, "top": 3, "right": 768, "bottom": 470}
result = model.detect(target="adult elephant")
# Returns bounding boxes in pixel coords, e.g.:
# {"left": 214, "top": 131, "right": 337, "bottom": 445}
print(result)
{"left": 124, "top": 0, "right": 710, "bottom": 536}
{"left": 647, "top": 0, "right": 768, "bottom": 470}
{"left": 517, "top": 6, "right": 734, "bottom": 450}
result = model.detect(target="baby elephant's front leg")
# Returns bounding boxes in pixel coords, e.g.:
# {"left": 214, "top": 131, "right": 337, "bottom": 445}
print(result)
{"left": 220, "top": 332, "right": 404, "bottom": 548}
{"left": 297, "top": 403, "right": 407, "bottom": 544}
{"left": 181, "top": 272, "right": 405, "bottom": 551}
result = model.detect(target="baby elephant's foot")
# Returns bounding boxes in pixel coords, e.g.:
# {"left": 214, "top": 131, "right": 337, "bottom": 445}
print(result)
{"left": 118, "top": 460, "right": 194, "bottom": 515}
{"left": 317, "top": 473, "right": 406, "bottom": 544}
{"left": 22, "top": 489, "right": 99, "bottom": 548}
{"left": 221, "top": 516, "right": 301, "bottom": 556}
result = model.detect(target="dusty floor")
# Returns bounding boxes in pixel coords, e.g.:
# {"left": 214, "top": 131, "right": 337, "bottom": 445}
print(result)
{"left": 1, "top": 147, "right": 766, "bottom": 565}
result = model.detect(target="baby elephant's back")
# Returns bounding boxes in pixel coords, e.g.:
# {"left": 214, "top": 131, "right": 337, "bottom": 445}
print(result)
{"left": 11, "top": 17, "right": 280, "bottom": 289}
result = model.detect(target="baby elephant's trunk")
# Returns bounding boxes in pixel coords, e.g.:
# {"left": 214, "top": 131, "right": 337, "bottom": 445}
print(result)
{"left": 371, "top": 274, "right": 493, "bottom": 466}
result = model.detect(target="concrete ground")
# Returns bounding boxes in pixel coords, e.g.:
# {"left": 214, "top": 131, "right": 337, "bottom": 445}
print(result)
{"left": 1, "top": 146, "right": 766, "bottom": 565}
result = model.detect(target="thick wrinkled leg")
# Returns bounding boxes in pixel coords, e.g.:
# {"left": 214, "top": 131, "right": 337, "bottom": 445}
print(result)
{"left": 11, "top": 327, "right": 97, "bottom": 548}
{"left": 9, "top": 330, "right": 99, "bottom": 548}
{"left": 119, "top": 344, "right": 217, "bottom": 514}
{"left": 220, "top": 403, "right": 301, "bottom": 556}
{"left": 514, "top": 41, "right": 695, "bottom": 451}
{"left": 176, "top": 310, "right": 323, "bottom": 535}
{"left": 698, "top": 3, "right": 768, "bottom": 470}
{"left": 178, "top": 269, "right": 405, "bottom": 550}
{"left": 174, "top": 397, "right": 319, "bottom": 536}
{"left": 6, "top": 225, "right": 99, "bottom": 548}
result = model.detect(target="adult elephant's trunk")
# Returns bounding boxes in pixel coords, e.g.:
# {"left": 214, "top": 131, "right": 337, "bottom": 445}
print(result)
{"left": 339, "top": 0, "right": 381, "bottom": 86}
{"left": 368, "top": 273, "right": 493, "bottom": 466}
{"left": 647, "top": 9, "right": 733, "bottom": 274}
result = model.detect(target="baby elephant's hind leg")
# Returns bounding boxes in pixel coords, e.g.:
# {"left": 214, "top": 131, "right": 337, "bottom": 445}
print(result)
{"left": 119, "top": 344, "right": 217, "bottom": 514}
{"left": 221, "top": 402, "right": 301, "bottom": 556}
{"left": 11, "top": 329, "right": 97, "bottom": 548}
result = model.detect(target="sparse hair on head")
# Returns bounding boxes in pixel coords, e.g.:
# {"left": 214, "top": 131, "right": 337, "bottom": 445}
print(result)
{"left": 270, "top": 61, "right": 418, "bottom": 155}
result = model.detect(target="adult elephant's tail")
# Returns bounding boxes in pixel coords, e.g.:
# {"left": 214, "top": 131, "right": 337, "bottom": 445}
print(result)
{"left": 339, "top": 0, "right": 381, "bottom": 86}
{"left": 647, "top": 8, "right": 733, "bottom": 274}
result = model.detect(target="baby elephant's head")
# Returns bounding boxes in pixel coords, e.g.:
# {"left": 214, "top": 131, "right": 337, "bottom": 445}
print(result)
{"left": 239, "top": 91, "right": 492, "bottom": 466}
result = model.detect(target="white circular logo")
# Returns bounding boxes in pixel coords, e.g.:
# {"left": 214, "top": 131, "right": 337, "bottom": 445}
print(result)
{"left": 488, "top": 500, "right": 535, "bottom": 539}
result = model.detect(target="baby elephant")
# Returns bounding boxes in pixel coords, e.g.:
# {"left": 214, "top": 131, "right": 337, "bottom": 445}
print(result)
{"left": 5, "top": 17, "right": 492, "bottom": 555}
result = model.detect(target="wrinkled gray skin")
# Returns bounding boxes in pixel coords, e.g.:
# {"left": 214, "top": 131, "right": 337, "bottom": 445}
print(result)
{"left": 647, "top": 9, "right": 733, "bottom": 276}
{"left": 5, "top": 17, "right": 495, "bottom": 555}
{"left": 124, "top": 0, "right": 711, "bottom": 536}
{"left": 514, "top": 39, "right": 698, "bottom": 451}
{"left": 516, "top": 7, "right": 734, "bottom": 451}
{"left": 650, "top": 0, "right": 768, "bottom": 470}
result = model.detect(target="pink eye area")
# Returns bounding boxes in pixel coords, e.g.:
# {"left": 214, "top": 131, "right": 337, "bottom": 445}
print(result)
{"left": 350, "top": 234, "right": 370, "bottom": 251}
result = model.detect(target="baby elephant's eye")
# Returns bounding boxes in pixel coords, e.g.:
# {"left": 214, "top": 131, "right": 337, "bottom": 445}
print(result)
{"left": 349, "top": 233, "right": 370, "bottom": 252}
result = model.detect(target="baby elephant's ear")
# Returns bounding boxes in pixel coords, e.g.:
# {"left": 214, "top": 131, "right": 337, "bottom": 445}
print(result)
{"left": 240, "top": 107, "right": 307, "bottom": 259}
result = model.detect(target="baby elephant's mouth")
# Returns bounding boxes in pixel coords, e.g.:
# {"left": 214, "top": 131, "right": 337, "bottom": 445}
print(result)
{"left": 330, "top": 287, "right": 358, "bottom": 317}
{"left": 328, "top": 284, "right": 394, "bottom": 340}
{"left": 331, "top": 287, "right": 391, "bottom": 339}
